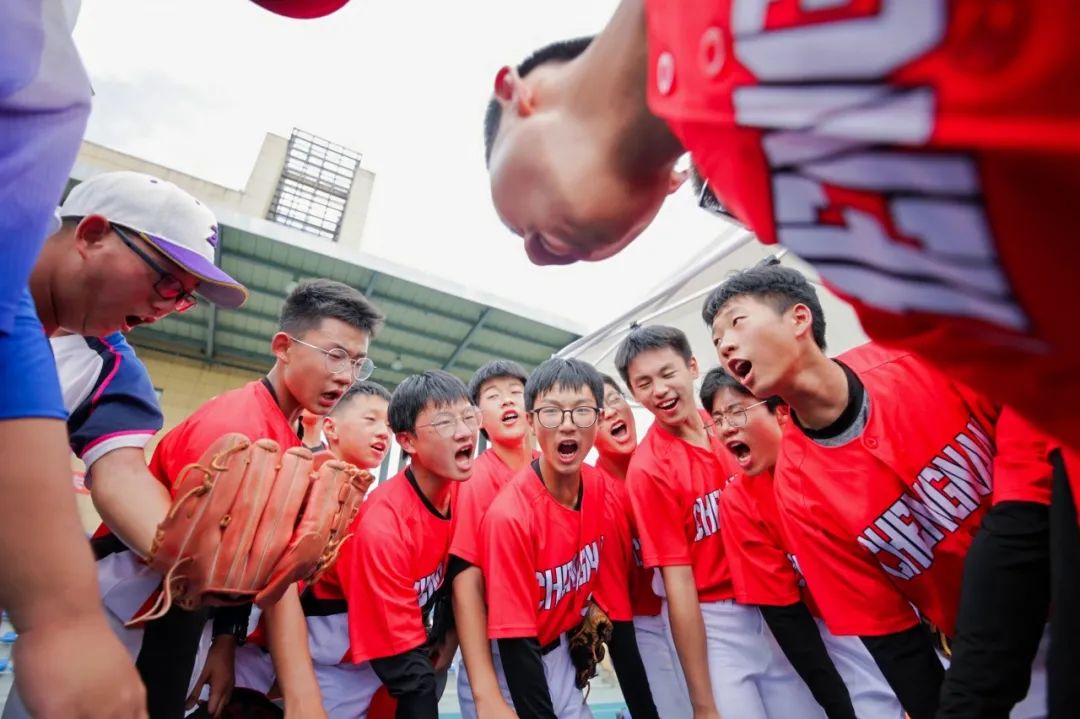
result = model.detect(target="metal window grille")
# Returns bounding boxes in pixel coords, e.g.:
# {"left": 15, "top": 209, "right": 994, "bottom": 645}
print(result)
{"left": 267, "top": 129, "right": 362, "bottom": 241}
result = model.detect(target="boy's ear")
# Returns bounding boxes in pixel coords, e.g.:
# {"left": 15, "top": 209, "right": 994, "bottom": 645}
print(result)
{"left": 396, "top": 430, "right": 416, "bottom": 456}
{"left": 775, "top": 404, "right": 790, "bottom": 425}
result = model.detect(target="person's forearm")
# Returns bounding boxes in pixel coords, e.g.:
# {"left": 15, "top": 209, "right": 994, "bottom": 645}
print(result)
{"left": 89, "top": 446, "right": 171, "bottom": 557}
{"left": 265, "top": 585, "right": 322, "bottom": 708}
{"left": 0, "top": 419, "right": 106, "bottom": 629}
{"left": 861, "top": 624, "right": 944, "bottom": 719}
{"left": 453, "top": 567, "right": 507, "bottom": 707}
{"left": 661, "top": 566, "right": 717, "bottom": 714}
{"left": 760, "top": 602, "right": 855, "bottom": 719}
{"left": 607, "top": 620, "right": 660, "bottom": 719}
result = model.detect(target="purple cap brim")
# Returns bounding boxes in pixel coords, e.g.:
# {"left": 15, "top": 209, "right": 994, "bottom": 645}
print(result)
{"left": 143, "top": 234, "right": 249, "bottom": 309}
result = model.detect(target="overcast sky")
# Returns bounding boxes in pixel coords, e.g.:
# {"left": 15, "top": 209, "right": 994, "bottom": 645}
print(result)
{"left": 72, "top": 0, "right": 724, "bottom": 334}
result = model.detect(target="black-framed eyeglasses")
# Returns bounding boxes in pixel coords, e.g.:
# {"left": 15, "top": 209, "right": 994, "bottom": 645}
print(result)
{"left": 697, "top": 180, "right": 742, "bottom": 225}
{"left": 708, "top": 399, "right": 768, "bottom": 430}
{"left": 111, "top": 224, "right": 199, "bottom": 312}
{"left": 288, "top": 336, "right": 376, "bottom": 381}
{"left": 532, "top": 406, "right": 601, "bottom": 429}
{"left": 415, "top": 408, "right": 482, "bottom": 438}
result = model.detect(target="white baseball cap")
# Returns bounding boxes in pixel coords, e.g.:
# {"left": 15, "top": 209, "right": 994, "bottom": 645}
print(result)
{"left": 60, "top": 171, "right": 248, "bottom": 309}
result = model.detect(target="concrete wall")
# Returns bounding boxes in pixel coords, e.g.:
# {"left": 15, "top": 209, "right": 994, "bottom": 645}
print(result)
{"left": 74, "top": 132, "right": 374, "bottom": 252}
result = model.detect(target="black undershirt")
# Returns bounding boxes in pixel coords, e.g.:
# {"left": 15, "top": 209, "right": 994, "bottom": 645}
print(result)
{"left": 790, "top": 360, "right": 864, "bottom": 441}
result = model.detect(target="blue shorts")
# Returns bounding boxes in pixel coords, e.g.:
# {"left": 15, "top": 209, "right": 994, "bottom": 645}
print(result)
{"left": 0, "top": 288, "right": 65, "bottom": 421}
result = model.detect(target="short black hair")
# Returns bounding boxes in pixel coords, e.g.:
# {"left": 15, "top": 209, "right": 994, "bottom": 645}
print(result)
{"left": 614, "top": 325, "right": 693, "bottom": 387}
{"left": 701, "top": 265, "right": 827, "bottom": 349}
{"left": 468, "top": 359, "right": 529, "bottom": 406}
{"left": 600, "top": 373, "right": 626, "bottom": 396}
{"left": 389, "top": 370, "right": 470, "bottom": 436}
{"left": 483, "top": 36, "right": 593, "bottom": 166}
{"left": 330, "top": 380, "right": 391, "bottom": 417}
{"left": 524, "top": 358, "right": 604, "bottom": 413}
{"left": 698, "top": 367, "right": 783, "bottom": 414}
{"left": 279, "top": 278, "right": 385, "bottom": 338}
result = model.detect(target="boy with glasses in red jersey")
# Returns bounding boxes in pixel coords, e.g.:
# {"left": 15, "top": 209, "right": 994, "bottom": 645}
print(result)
{"left": 334, "top": 370, "right": 479, "bottom": 718}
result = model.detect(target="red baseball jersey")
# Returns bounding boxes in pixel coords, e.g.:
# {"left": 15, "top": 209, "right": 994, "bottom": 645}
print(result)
{"left": 594, "top": 468, "right": 662, "bottom": 621}
{"left": 645, "top": 1, "right": 1080, "bottom": 452}
{"left": 720, "top": 469, "right": 819, "bottom": 615}
{"left": 626, "top": 413, "right": 738, "bottom": 603}
{"left": 774, "top": 344, "right": 1007, "bottom": 637}
{"left": 338, "top": 469, "right": 457, "bottom": 664}
{"left": 481, "top": 463, "right": 609, "bottom": 646}
{"left": 450, "top": 448, "right": 537, "bottom": 566}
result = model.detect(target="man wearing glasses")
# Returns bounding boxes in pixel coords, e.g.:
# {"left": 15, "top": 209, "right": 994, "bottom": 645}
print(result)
{"left": 479, "top": 357, "right": 611, "bottom": 719}
{"left": 615, "top": 325, "right": 823, "bottom": 719}
{"left": 2, "top": 170, "right": 249, "bottom": 719}
{"left": 334, "top": 370, "right": 479, "bottom": 718}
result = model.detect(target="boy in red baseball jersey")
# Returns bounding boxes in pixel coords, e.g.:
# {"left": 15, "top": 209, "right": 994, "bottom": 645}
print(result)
{"left": 699, "top": 367, "right": 903, "bottom": 719}
{"left": 703, "top": 264, "right": 1054, "bottom": 719}
{"left": 481, "top": 1, "right": 1080, "bottom": 463}
{"left": 85, "top": 278, "right": 382, "bottom": 719}
{"left": 615, "top": 325, "right": 822, "bottom": 719}
{"left": 592, "top": 374, "right": 679, "bottom": 719}
{"left": 480, "top": 358, "right": 608, "bottom": 718}
{"left": 334, "top": 370, "right": 479, "bottom": 718}
{"left": 452, "top": 360, "right": 532, "bottom": 719}
{"left": 230, "top": 380, "right": 391, "bottom": 715}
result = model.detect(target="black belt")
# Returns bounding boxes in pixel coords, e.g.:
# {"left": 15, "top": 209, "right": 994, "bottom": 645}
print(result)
{"left": 90, "top": 533, "right": 129, "bottom": 561}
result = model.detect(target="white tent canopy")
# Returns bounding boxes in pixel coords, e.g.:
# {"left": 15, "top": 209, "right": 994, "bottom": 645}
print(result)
{"left": 556, "top": 223, "right": 869, "bottom": 437}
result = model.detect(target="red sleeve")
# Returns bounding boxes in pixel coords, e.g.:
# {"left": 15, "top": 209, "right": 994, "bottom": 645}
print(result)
{"left": 481, "top": 494, "right": 539, "bottom": 640}
{"left": 149, "top": 404, "right": 263, "bottom": 494}
{"left": 449, "top": 465, "right": 491, "bottom": 566}
{"left": 627, "top": 459, "right": 692, "bottom": 568}
{"left": 719, "top": 483, "right": 801, "bottom": 607}
{"left": 340, "top": 508, "right": 428, "bottom": 663}
{"left": 776, "top": 469, "right": 920, "bottom": 637}
{"left": 593, "top": 477, "right": 634, "bottom": 622}
{"left": 991, "top": 406, "right": 1054, "bottom": 506}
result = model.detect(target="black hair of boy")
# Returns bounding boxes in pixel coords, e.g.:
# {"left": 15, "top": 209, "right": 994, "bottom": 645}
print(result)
{"left": 700, "top": 265, "right": 827, "bottom": 350}
{"left": 524, "top": 358, "right": 604, "bottom": 413}
{"left": 330, "top": 380, "right": 392, "bottom": 418}
{"left": 468, "top": 359, "right": 529, "bottom": 440}
{"left": 613, "top": 325, "right": 693, "bottom": 387}
{"left": 699, "top": 367, "right": 784, "bottom": 414}
{"left": 600, "top": 373, "right": 628, "bottom": 396}
{"left": 389, "top": 370, "right": 471, "bottom": 437}
{"left": 483, "top": 36, "right": 594, "bottom": 165}
{"left": 279, "top": 278, "right": 385, "bottom": 337}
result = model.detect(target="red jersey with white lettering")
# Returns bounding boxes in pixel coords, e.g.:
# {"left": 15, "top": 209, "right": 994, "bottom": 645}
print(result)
{"left": 594, "top": 468, "right": 662, "bottom": 621}
{"left": 450, "top": 448, "right": 537, "bottom": 566}
{"left": 646, "top": 0, "right": 1080, "bottom": 452}
{"left": 720, "top": 469, "right": 819, "bottom": 615}
{"left": 337, "top": 468, "right": 457, "bottom": 664}
{"left": 481, "top": 462, "right": 609, "bottom": 646}
{"left": 626, "top": 413, "right": 738, "bottom": 603}
{"left": 774, "top": 344, "right": 1003, "bottom": 637}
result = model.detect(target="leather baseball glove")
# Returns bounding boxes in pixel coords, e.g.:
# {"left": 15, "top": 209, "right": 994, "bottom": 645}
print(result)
{"left": 128, "top": 433, "right": 373, "bottom": 626}
{"left": 567, "top": 601, "right": 613, "bottom": 691}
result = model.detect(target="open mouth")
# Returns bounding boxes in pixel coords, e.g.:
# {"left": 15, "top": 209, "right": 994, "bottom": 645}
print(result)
{"left": 124, "top": 315, "right": 153, "bottom": 331}
{"left": 728, "top": 359, "right": 753, "bottom": 382}
{"left": 610, "top": 420, "right": 629, "bottom": 440}
{"left": 556, "top": 439, "right": 580, "bottom": 463}
{"left": 455, "top": 443, "right": 475, "bottom": 468}
{"left": 501, "top": 410, "right": 520, "bottom": 426}
{"left": 656, "top": 397, "right": 678, "bottom": 413}
{"left": 319, "top": 391, "right": 342, "bottom": 408}
{"left": 725, "top": 439, "right": 752, "bottom": 467}
{"left": 370, "top": 441, "right": 387, "bottom": 455}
